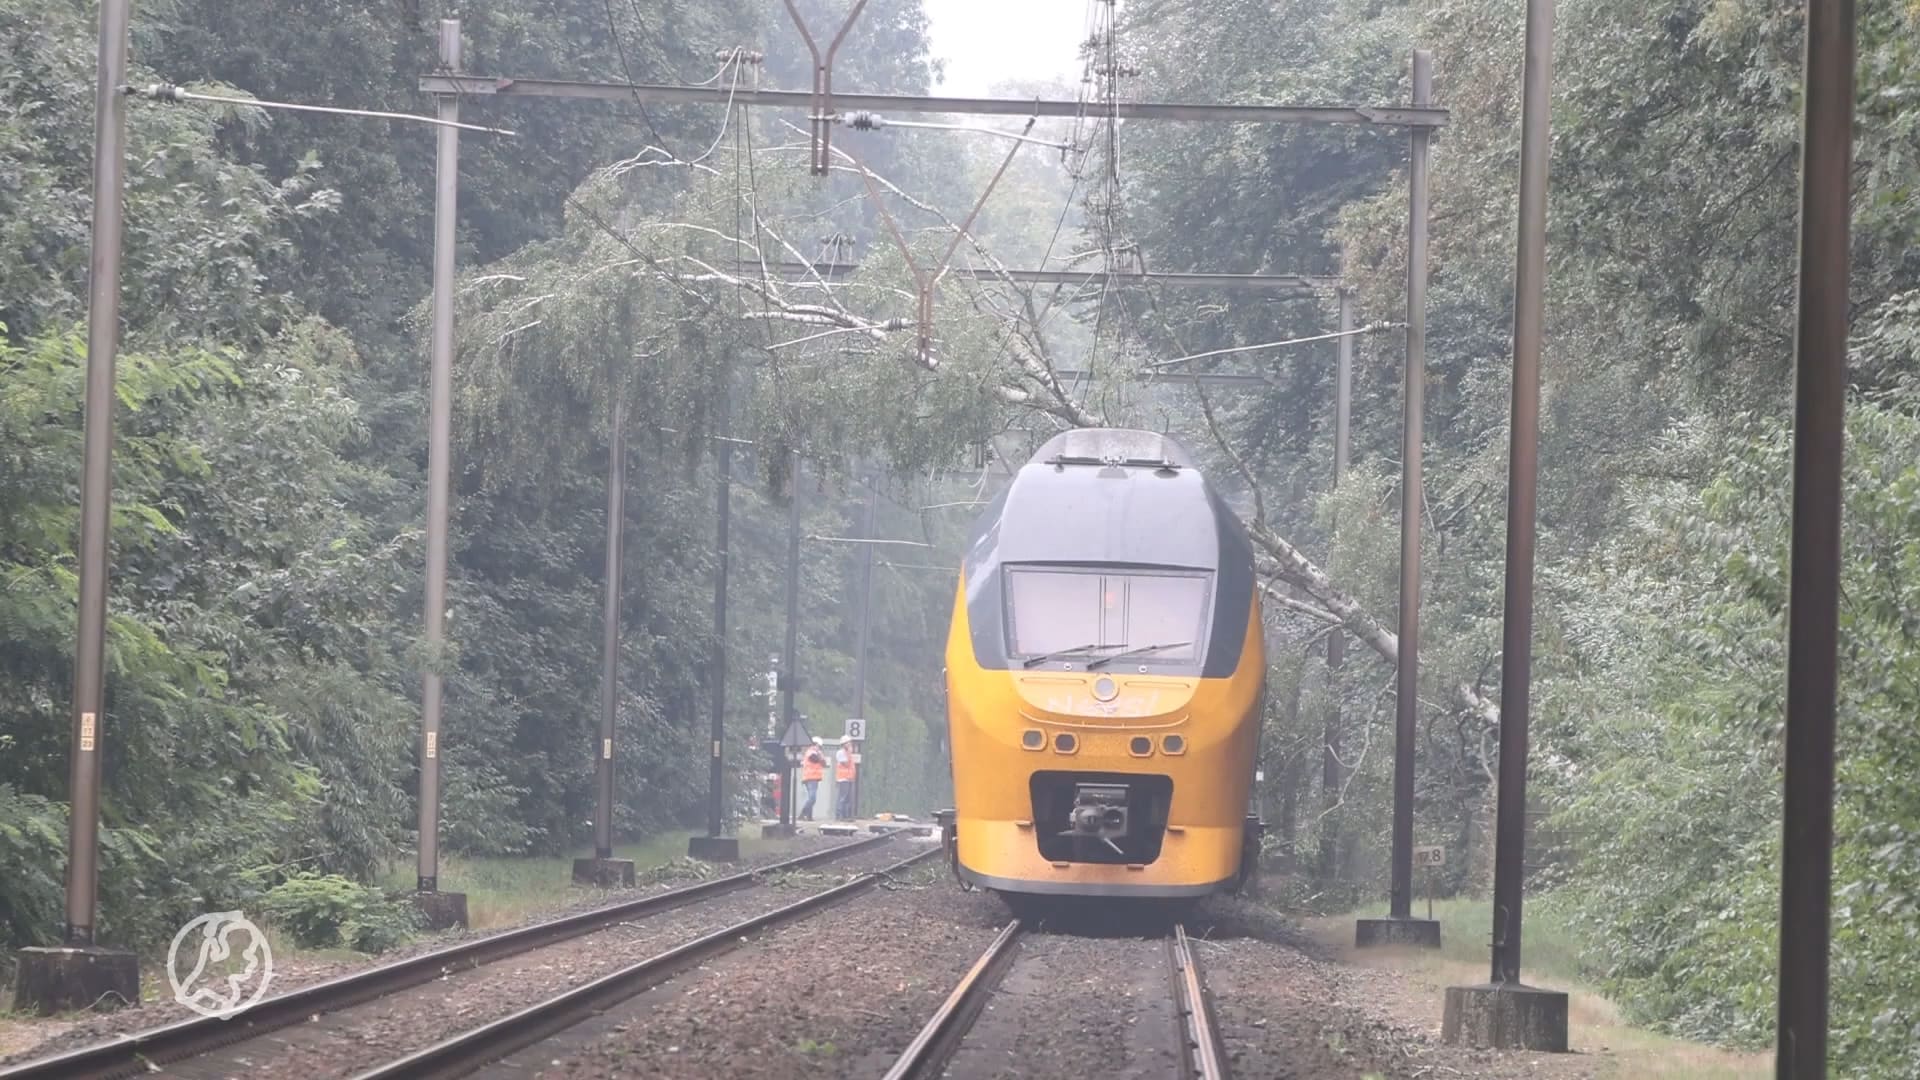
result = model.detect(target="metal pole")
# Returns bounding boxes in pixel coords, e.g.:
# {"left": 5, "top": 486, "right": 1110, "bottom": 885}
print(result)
{"left": 706, "top": 389, "right": 733, "bottom": 838}
{"left": 1776, "top": 0, "right": 1852, "bottom": 1072}
{"left": 1317, "top": 281, "right": 1355, "bottom": 881}
{"left": 418, "top": 18, "right": 461, "bottom": 893}
{"left": 778, "top": 453, "right": 802, "bottom": 828}
{"left": 851, "top": 479, "right": 878, "bottom": 819}
{"left": 594, "top": 390, "right": 626, "bottom": 860}
{"left": 1490, "top": 0, "right": 1554, "bottom": 986}
{"left": 1389, "top": 49, "right": 1432, "bottom": 922}
{"left": 62, "top": 0, "right": 131, "bottom": 946}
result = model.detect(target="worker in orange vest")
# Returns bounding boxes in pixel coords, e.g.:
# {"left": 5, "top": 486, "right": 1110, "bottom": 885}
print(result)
{"left": 834, "top": 742, "right": 857, "bottom": 820}
{"left": 799, "top": 742, "right": 826, "bottom": 820}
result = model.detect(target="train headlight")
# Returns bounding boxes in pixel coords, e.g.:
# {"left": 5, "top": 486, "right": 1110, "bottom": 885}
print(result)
{"left": 1091, "top": 675, "right": 1118, "bottom": 701}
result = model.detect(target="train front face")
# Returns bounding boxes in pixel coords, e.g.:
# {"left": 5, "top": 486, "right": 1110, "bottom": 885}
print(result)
{"left": 944, "top": 429, "right": 1264, "bottom": 902}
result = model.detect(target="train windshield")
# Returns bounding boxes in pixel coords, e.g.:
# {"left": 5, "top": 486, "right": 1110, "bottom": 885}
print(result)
{"left": 1003, "top": 567, "right": 1210, "bottom": 663}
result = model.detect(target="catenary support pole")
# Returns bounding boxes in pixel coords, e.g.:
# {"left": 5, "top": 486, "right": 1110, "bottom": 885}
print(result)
{"left": 1776, "top": 0, "right": 1853, "bottom": 1073}
{"left": 1390, "top": 49, "right": 1432, "bottom": 924}
{"left": 594, "top": 392, "right": 626, "bottom": 860}
{"left": 1440, "top": 0, "right": 1569, "bottom": 1048}
{"left": 1489, "top": 0, "right": 1556, "bottom": 987}
{"left": 707, "top": 400, "right": 733, "bottom": 839}
{"left": 850, "top": 478, "right": 878, "bottom": 819}
{"left": 62, "top": 0, "right": 130, "bottom": 950}
{"left": 575, "top": 383, "right": 638, "bottom": 884}
{"left": 412, "top": 19, "right": 467, "bottom": 927}
{"left": 1317, "top": 280, "right": 1355, "bottom": 880}
{"left": 12, "top": 2, "right": 144, "bottom": 1007}
{"left": 779, "top": 453, "right": 803, "bottom": 828}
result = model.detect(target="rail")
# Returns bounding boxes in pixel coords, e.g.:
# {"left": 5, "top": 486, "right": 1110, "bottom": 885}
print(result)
{"left": 1170, "top": 923, "right": 1231, "bottom": 1080}
{"left": 881, "top": 919, "right": 1024, "bottom": 1080}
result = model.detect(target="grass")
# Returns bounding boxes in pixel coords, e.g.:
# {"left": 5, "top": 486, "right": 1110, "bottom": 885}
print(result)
{"left": 0, "top": 829, "right": 801, "bottom": 1062}
{"left": 1350, "top": 895, "right": 1590, "bottom": 981}
{"left": 374, "top": 829, "right": 787, "bottom": 930}
{"left": 1303, "top": 897, "right": 1773, "bottom": 1080}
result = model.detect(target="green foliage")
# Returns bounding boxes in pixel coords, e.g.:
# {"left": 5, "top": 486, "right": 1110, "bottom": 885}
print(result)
{"left": 1550, "top": 405, "right": 1920, "bottom": 1071}
{"left": 0, "top": 0, "right": 964, "bottom": 964}
{"left": 259, "top": 872, "right": 421, "bottom": 953}
{"left": 0, "top": 787, "right": 66, "bottom": 947}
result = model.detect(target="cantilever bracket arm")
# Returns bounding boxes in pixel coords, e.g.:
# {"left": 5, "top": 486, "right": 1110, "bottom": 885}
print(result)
{"left": 843, "top": 118, "right": 1035, "bottom": 361}
{"left": 781, "top": 0, "right": 871, "bottom": 175}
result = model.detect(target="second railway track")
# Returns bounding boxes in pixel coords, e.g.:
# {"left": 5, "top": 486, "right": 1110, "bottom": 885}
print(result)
{"left": 350, "top": 844, "right": 940, "bottom": 1079}
{"left": 885, "top": 919, "right": 1232, "bottom": 1080}
{"left": 0, "top": 833, "right": 913, "bottom": 1080}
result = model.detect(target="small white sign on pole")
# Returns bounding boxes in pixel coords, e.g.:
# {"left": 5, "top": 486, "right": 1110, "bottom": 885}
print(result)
{"left": 845, "top": 717, "right": 866, "bottom": 741}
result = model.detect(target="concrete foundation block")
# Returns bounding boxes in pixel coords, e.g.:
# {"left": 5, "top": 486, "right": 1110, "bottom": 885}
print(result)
{"left": 412, "top": 890, "right": 469, "bottom": 930}
{"left": 760, "top": 823, "right": 797, "bottom": 839}
{"left": 12, "top": 945, "right": 141, "bottom": 1015}
{"left": 686, "top": 835, "right": 741, "bottom": 862}
{"left": 1443, "top": 981, "right": 1570, "bottom": 1051}
{"left": 570, "top": 858, "right": 637, "bottom": 888}
{"left": 1354, "top": 916, "right": 1442, "bottom": 949}
{"left": 820, "top": 824, "right": 858, "bottom": 836}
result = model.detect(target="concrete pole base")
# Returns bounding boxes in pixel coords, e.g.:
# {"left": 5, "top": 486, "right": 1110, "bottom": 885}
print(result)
{"left": 1442, "top": 982, "right": 1570, "bottom": 1051}
{"left": 686, "top": 836, "right": 741, "bottom": 862}
{"left": 12, "top": 945, "right": 141, "bottom": 1015}
{"left": 1354, "top": 916, "right": 1442, "bottom": 949}
{"left": 760, "top": 823, "right": 797, "bottom": 839}
{"left": 411, "top": 890, "right": 469, "bottom": 930}
{"left": 569, "top": 858, "right": 637, "bottom": 888}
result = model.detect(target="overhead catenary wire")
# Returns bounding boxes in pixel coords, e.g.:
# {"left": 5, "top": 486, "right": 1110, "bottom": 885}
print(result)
{"left": 601, "top": 0, "right": 685, "bottom": 159}
{"left": 830, "top": 111, "right": 1071, "bottom": 151}
{"left": 1144, "top": 322, "right": 1405, "bottom": 368}
{"left": 124, "top": 83, "right": 517, "bottom": 135}
{"left": 807, "top": 535, "right": 932, "bottom": 548}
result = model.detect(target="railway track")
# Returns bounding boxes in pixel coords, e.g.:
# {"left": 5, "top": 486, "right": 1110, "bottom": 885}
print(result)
{"left": 350, "top": 844, "right": 939, "bottom": 1079}
{"left": 883, "top": 919, "right": 1231, "bottom": 1080}
{"left": 0, "top": 834, "right": 906, "bottom": 1080}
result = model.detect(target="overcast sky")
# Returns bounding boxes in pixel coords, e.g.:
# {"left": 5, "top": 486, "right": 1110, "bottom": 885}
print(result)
{"left": 922, "top": 0, "right": 1088, "bottom": 95}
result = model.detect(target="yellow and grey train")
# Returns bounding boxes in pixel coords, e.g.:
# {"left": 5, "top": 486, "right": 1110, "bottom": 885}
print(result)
{"left": 939, "top": 428, "right": 1265, "bottom": 908}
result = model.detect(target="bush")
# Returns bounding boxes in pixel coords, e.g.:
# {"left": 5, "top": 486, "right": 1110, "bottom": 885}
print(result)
{"left": 259, "top": 872, "right": 421, "bottom": 953}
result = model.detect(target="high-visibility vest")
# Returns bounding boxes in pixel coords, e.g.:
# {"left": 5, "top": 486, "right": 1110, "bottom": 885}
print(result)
{"left": 835, "top": 750, "right": 855, "bottom": 782}
{"left": 801, "top": 750, "right": 825, "bottom": 781}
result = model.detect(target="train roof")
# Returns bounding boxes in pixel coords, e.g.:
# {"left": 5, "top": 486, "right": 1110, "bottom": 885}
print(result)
{"left": 1027, "top": 428, "right": 1197, "bottom": 469}
{"left": 964, "top": 428, "right": 1252, "bottom": 575}
{"left": 957, "top": 428, "right": 1259, "bottom": 678}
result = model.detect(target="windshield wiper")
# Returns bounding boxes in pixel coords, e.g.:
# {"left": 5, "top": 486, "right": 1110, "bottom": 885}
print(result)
{"left": 1020, "top": 642, "right": 1130, "bottom": 668}
{"left": 1085, "top": 641, "right": 1193, "bottom": 670}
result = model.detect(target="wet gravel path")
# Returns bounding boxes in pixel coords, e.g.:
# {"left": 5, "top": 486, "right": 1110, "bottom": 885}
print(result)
{"left": 158, "top": 842, "right": 919, "bottom": 1079}
{"left": 0, "top": 834, "right": 852, "bottom": 1069}
{"left": 476, "top": 859, "right": 1005, "bottom": 1080}
{"left": 1188, "top": 898, "right": 1598, "bottom": 1078}
{"left": 941, "top": 930, "right": 1185, "bottom": 1080}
